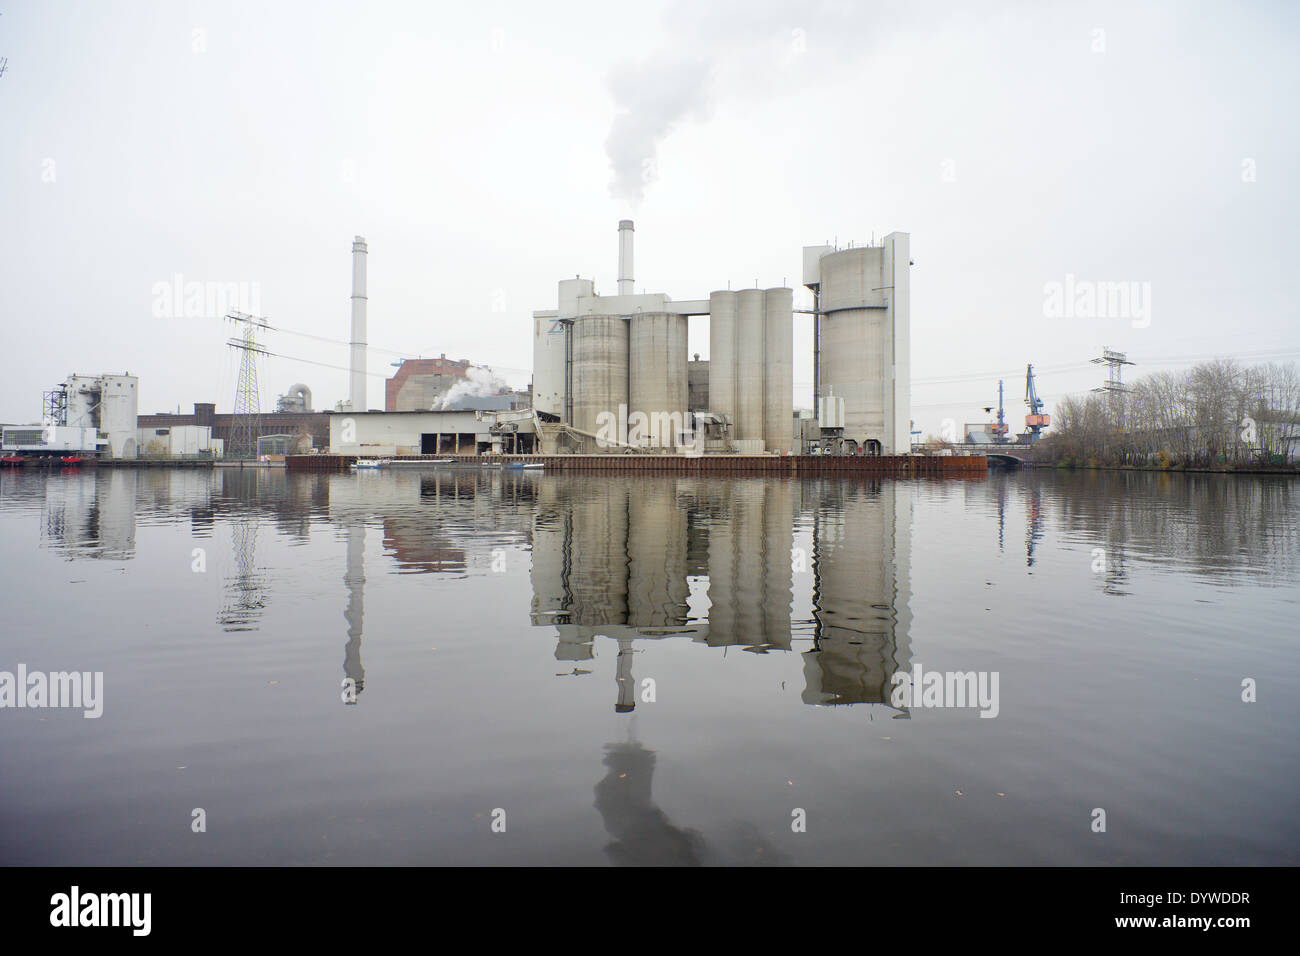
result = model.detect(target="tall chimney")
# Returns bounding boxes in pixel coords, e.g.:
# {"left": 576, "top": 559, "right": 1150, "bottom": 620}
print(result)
{"left": 617, "top": 220, "right": 634, "bottom": 295}
{"left": 349, "top": 236, "right": 368, "bottom": 411}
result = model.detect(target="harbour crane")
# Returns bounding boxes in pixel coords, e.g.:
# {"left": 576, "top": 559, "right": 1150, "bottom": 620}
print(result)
{"left": 1024, "top": 364, "right": 1050, "bottom": 442}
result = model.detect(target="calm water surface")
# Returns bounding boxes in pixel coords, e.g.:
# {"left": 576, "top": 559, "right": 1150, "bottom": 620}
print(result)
{"left": 1, "top": 466, "right": 1296, "bottom": 865}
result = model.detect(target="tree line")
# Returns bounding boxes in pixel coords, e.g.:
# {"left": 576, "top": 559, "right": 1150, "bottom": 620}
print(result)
{"left": 1042, "top": 359, "right": 1299, "bottom": 468}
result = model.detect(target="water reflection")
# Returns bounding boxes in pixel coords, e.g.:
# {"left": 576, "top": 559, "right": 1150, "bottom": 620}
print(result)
{"left": 4, "top": 465, "right": 1297, "bottom": 866}
{"left": 9, "top": 466, "right": 1296, "bottom": 708}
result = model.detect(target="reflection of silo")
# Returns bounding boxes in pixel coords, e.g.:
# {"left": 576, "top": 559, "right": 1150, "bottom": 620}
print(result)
{"left": 529, "top": 480, "right": 573, "bottom": 628}
{"left": 572, "top": 315, "right": 629, "bottom": 444}
{"left": 705, "top": 480, "right": 792, "bottom": 649}
{"left": 708, "top": 291, "right": 737, "bottom": 432}
{"left": 761, "top": 479, "right": 794, "bottom": 645}
{"left": 803, "top": 481, "right": 912, "bottom": 705}
{"left": 626, "top": 479, "right": 689, "bottom": 627}
{"left": 568, "top": 480, "right": 629, "bottom": 625}
{"left": 95, "top": 468, "right": 138, "bottom": 559}
{"left": 628, "top": 312, "right": 688, "bottom": 448}
{"left": 763, "top": 288, "right": 793, "bottom": 455}
{"left": 735, "top": 290, "right": 766, "bottom": 446}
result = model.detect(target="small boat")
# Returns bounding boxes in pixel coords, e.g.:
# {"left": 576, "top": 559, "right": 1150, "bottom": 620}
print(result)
{"left": 503, "top": 462, "right": 545, "bottom": 470}
{"left": 388, "top": 458, "right": 455, "bottom": 466}
{"left": 60, "top": 457, "right": 83, "bottom": 466}
{"left": 352, "top": 458, "right": 389, "bottom": 469}
{"left": 1, "top": 456, "right": 24, "bottom": 467}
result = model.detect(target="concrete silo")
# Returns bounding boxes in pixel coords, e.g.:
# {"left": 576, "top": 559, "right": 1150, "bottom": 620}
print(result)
{"left": 734, "top": 289, "right": 767, "bottom": 451}
{"left": 806, "top": 233, "right": 910, "bottom": 454}
{"left": 628, "top": 312, "right": 688, "bottom": 448}
{"left": 763, "top": 287, "right": 794, "bottom": 455}
{"left": 707, "top": 291, "right": 738, "bottom": 432}
{"left": 571, "top": 315, "right": 629, "bottom": 443}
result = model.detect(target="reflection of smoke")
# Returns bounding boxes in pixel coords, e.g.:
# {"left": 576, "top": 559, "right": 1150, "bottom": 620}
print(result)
{"left": 435, "top": 366, "right": 507, "bottom": 410}
{"left": 593, "top": 741, "right": 705, "bottom": 866}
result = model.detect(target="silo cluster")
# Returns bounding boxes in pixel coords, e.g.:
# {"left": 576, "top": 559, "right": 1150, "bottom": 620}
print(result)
{"left": 570, "top": 311, "right": 689, "bottom": 448}
{"left": 532, "top": 221, "right": 906, "bottom": 456}
{"left": 707, "top": 287, "right": 793, "bottom": 454}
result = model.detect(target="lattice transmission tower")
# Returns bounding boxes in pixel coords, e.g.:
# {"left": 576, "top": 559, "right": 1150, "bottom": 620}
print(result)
{"left": 226, "top": 311, "right": 269, "bottom": 458}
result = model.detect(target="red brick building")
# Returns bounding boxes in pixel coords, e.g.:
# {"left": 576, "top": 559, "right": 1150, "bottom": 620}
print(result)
{"left": 385, "top": 355, "right": 470, "bottom": 411}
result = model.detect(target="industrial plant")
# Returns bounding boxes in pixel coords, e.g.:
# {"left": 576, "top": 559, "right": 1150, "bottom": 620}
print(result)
{"left": 531, "top": 221, "right": 912, "bottom": 457}
{"left": 2, "top": 221, "right": 956, "bottom": 471}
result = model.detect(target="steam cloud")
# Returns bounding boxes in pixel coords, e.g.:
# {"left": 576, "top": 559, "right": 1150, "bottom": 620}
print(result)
{"left": 435, "top": 366, "right": 509, "bottom": 410}
{"left": 602, "top": 1, "right": 900, "bottom": 205}
{"left": 605, "top": 53, "right": 714, "bottom": 206}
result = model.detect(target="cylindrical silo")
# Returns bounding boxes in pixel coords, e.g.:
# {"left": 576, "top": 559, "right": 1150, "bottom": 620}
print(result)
{"left": 708, "top": 291, "right": 737, "bottom": 429}
{"left": 572, "top": 315, "right": 629, "bottom": 449}
{"left": 818, "top": 247, "right": 888, "bottom": 452}
{"left": 735, "top": 289, "right": 766, "bottom": 448}
{"left": 763, "top": 287, "right": 793, "bottom": 455}
{"left": 628, "top": 312, "right": 688, "bottom": 448}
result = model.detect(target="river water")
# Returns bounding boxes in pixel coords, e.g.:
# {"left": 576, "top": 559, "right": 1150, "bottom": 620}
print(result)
{"left": 1, "top": 465, "right": 1296, "bottom": 865}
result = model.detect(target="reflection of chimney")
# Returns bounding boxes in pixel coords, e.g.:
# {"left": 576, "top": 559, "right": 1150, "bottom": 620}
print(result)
{"left": 617, "top": 220, "right": 634, "bottom": 295}
{"left": 615, "top": 636, "right": 635, "bottom": 713}
{"left": 350, "top": 236, "right": 368, "bottom": 411}
{"left": 343, "top": 521, "right": 366, "bottom": 702}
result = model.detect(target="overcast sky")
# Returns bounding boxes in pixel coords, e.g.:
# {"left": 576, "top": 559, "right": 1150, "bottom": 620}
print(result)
{"left": 3, "top": 0, "right": 1297, "bottom": 434}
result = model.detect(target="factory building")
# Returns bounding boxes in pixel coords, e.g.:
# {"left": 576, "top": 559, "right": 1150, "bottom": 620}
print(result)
{"left": 137, "top": 402, "right": 331, "bottom": 451}
{"left": 328, "top": 409, "right": 536, "bottom": 456}
{"left": 137, "top": 423, "right": 224, "bottom": 457}
{"left": 533, "top": 222, "right": 909, "bottom": 455}
{"left": 2, "top": 372, "right": 141, "bottom": 458}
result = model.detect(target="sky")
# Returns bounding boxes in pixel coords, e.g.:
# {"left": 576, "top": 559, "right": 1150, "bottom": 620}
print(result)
{"left": 2, "top": 0, "right": 1298, "bottom": 435}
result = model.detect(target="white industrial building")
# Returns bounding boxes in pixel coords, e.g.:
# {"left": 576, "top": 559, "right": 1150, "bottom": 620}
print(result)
{"left": 2, "top": 372, "right": 141, "bottom": 458}
{"left": 328, "top": 409, "right": 536, "bottom": 456}
{"left": 136, "top": 424, "right": 224, "bottom": 457}
{"left": 532, "top": 222, "right": 909, "bottom": 455}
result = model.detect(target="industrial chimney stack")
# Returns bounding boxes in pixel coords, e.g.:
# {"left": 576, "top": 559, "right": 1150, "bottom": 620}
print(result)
{"left": 349, "top": 236, "right": 368, "bottom": 411}
{"left": 617, "top": 220, "right": 634, "bottom": 295}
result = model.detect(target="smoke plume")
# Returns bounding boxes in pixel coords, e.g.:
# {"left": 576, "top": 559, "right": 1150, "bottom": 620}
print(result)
{"left": 435, "top": 366, "right": 508, "bottom": 410}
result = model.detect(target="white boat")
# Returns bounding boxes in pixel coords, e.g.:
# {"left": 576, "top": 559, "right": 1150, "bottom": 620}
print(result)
{"left": 388, "top": 458, "right": 455, "bottom": 466}
{"left": 352, "top": 458, "right": 389, "bottom": 469}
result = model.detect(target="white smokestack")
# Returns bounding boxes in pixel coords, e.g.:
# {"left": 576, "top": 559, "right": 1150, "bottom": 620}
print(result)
{"left": 618, "top": 219, "right": 634, "bottom": 295}
{"left": 349, "top": 236, "right": 368, "bottom": 411}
